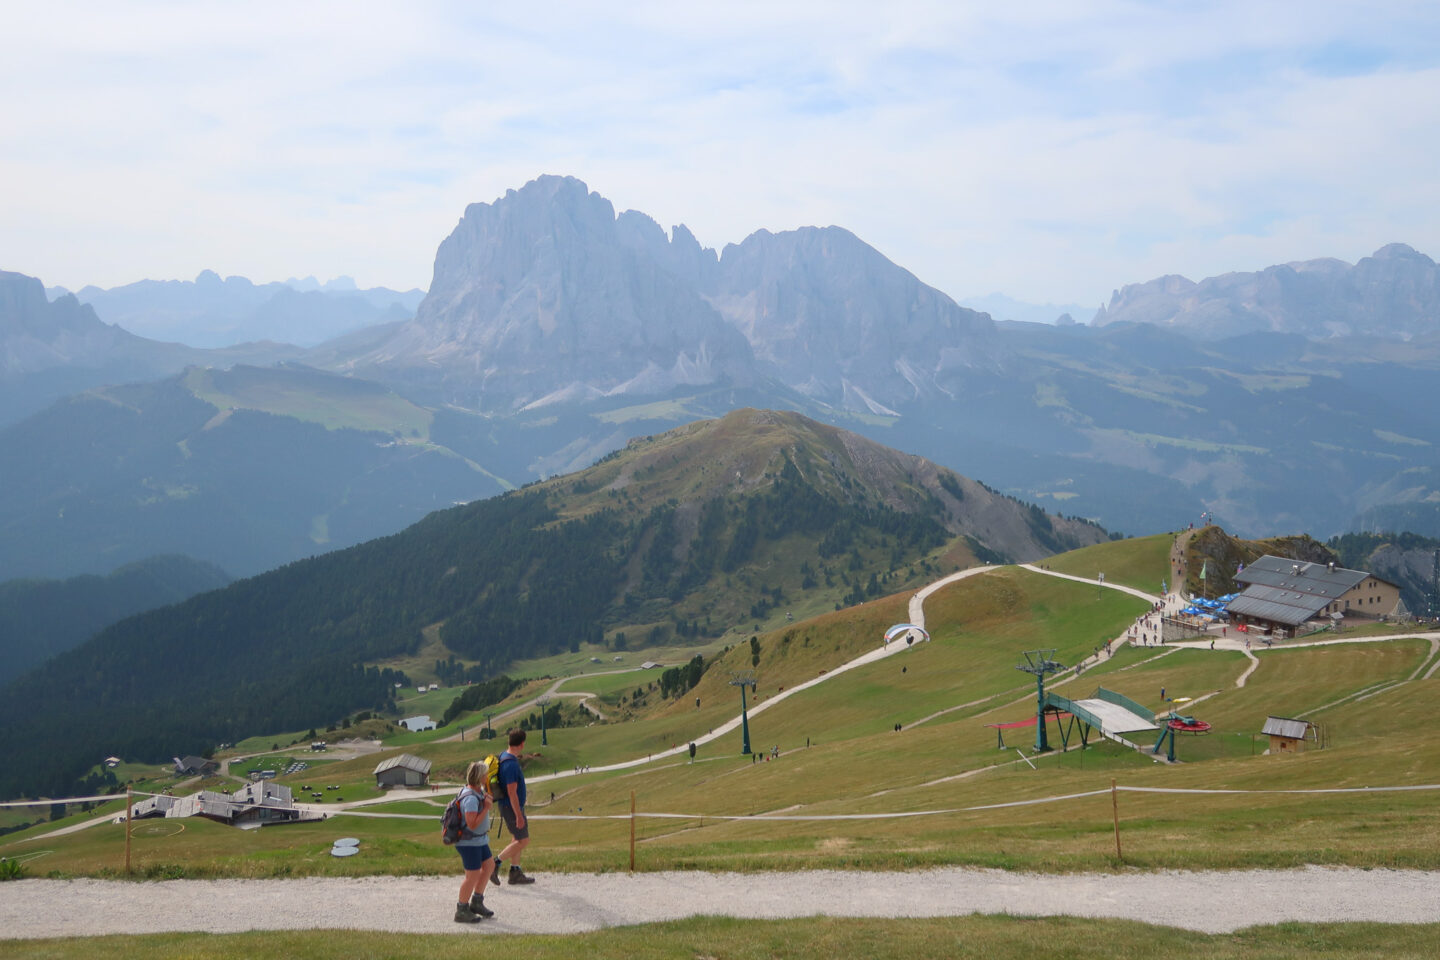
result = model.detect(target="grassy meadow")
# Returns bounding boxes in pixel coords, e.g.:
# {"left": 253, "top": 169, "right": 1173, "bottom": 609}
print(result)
{"left": 7, "top": 537, "right": 1440, "bottom": 882}
{"left": 9, "top": 917, "right": 1440, "bottom": 960}
{"left": 1037, "top": 532, "right": 1172, "bottom": 593}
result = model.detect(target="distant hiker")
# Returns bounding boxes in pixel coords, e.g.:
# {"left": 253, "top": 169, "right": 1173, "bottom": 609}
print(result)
{"left": 453, "top": 760, "right": 496, "bottom": 922}
{"left": 492, "top": 728, "right": 537, "bottom": 886}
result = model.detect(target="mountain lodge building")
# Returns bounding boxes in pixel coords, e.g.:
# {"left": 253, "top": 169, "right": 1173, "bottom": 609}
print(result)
{"left": 1225, "top": 556, "right": 1403, "bottom": 637}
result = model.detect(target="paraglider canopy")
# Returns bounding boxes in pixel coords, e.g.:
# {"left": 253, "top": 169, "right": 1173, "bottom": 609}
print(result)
{"left": 883, "top": 623, "right": 930, "bottom": 645}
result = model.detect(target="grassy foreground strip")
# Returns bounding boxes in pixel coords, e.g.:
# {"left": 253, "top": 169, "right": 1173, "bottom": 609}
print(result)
{"left": 5, "top": 917, "right": 1438, "bottom": 960}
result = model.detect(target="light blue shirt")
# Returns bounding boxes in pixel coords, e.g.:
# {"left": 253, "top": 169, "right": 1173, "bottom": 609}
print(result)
{"left": 456, "top": 786, "right": 490, "bottom": 846}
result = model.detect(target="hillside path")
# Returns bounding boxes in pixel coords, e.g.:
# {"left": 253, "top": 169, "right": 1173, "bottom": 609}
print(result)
{"left": 2, "top": 867, "right": 1436, "bottom": 939}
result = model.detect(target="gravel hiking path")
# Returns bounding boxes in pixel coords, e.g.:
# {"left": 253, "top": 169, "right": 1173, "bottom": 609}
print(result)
{"left": 2, "top": 867, "right": 1436, "bottom": 939}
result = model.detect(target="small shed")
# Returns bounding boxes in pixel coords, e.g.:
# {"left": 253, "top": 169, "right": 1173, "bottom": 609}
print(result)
{"left": 1262, "top": 716, "right": 1317, "bottom": 754}
{"left": 173, "top": 755, "right": 219, "bottom": 777}
{"left": 374, "top": 753, "right": 432, "bottom": 788}
{"left": 400, "top": 715, "right": 437, "bottom": 732}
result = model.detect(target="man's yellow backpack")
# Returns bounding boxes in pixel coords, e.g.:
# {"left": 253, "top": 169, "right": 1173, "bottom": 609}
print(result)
{"left": 481, "top": 754, "right": 502, "bottom": 799}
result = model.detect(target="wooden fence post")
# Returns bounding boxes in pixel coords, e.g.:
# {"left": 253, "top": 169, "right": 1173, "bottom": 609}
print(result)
{"left": 1111, "top": 779, "right": 1122, "bottom": 862}
{"left": 629, "top": 791, "right": 636, "bottom": 873}
{"left": 125, "top": 787, "right": 133, "bottom": 875}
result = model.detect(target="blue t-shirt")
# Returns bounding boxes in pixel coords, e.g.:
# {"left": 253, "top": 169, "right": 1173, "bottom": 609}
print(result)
{"left": 497, "top": 751, "right": 526, "bottom": 809}
{"left": 456, "top": 786, "right": 490, "bottom": 846}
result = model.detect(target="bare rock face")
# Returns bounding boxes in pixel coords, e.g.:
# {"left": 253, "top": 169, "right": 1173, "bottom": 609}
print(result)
{"left": 349, "top": 176, "right": 756, "bottom": 412}
{"left": 1092, "top": 244, "right": 1440, "bottom": 340}
{"left": 345, "top": 176, "right": 1005, "bottom": 415}
{"left": 705, "top": 226, "right": 1002, "bottom": 414}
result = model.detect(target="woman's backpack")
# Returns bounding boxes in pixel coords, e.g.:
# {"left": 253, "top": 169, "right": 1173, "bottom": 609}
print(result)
{"left": 440, "top": 788, "right": 470, "bottom": 845}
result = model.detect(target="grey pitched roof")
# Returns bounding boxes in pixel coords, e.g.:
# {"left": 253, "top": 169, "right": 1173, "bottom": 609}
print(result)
{"left": 373, "top": 753, "right": 432, "bottom": 776}
{"left": 1226, "top": 588, "right": 1328, "bottom": 626}
{"left": 1262, "top": 716, "right": 1312, "bottom": 739}
{"left": 1228, "top": 556, "right": 1395, "bottom": 626}
{"left": 233, "top": 781, "right": 293, "bottom": 805}
{"left": 1235, "top": 556, "right": 1386, "bottom": 596}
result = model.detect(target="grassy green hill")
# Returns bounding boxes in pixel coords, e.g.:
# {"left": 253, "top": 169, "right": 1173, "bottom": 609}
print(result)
{"left": 15, "top": 533, "right": 1440, "bottom": 884}
{"left": 0, "top": 408, "right": 1109, "bottom": 802}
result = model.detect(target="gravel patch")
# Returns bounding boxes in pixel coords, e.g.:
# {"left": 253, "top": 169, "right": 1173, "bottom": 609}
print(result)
{"left": 2, "top": 867, "right": 1436, "bottom": 939}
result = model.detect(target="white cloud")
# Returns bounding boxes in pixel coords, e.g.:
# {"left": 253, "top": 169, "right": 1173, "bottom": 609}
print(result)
{"left": 1, "top": 1, "right": 1437, "bottom": 308}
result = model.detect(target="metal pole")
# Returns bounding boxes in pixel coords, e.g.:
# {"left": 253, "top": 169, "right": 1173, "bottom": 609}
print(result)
{"left": 739, "top": 683, "right": 752, "bottom": 755}
{"left": 1034, "top": 673, "right": 1049, "bottom": 753}
{"left": 629, "top": 791, "right": 636, "bottom": 872}
{"left": 536, "top": 695, "right": 552, "bottom": 747}
{"left": 125, "top": 786, "right": 133, "bottom": 875}
{"left": 1111, "top": 779, "right": 1122, "bottom": 861}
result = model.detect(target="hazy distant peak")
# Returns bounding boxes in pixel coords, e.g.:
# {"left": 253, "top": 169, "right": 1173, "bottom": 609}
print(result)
{"left": 1369, "top": 242, "right": 1432, "bottom": 264}
{"left": 1093, "top": 243, "right": 1440, "bottom": 339}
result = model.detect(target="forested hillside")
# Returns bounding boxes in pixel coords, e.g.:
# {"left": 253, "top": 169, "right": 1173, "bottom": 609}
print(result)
{"left": 0, "top": 555, "right": 231, "bottom": 686}
{"left": 0, "top": 409, "right": 1106, "bottom": 800}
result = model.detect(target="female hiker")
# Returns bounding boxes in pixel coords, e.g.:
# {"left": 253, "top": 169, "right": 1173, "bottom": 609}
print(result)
{"left": 453, "top": 759, "right": 496, "bottom": 922}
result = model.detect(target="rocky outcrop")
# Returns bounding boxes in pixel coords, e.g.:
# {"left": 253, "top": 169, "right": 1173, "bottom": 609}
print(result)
{"left": 1092, "top": 244, "right": 1440, "bottom": 340}
{"left": 705, "top": 226, "right": 1002, "bottom": 412}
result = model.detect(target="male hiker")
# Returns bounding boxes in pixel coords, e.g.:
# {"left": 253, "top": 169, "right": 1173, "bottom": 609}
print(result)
{"left": 493, "top": 728, "right": 536, "bottom": 885}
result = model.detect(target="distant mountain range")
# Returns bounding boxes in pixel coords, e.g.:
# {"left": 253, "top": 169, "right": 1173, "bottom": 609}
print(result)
{"left": 0, "top": 270, "right": 302, "bottom": 427}
{"left": 4, "top": 175, "right": 1440, "bottom": 586}
{"left": 959, "top": 292, "right": 1088, "bottom": 326}
{"left": 51, "top": 270, "right": 424, "bottom": 349}
{"left": 1092, "top": 243, "right": 1440, "bottom": 340}
{"left": 0, "top": 408, "right": 1107, "bottom": 799}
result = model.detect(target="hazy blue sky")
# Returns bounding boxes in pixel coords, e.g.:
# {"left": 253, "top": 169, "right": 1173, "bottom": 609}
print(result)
{"left": 4, "top": 1, "right": 1438, "bottom": 311}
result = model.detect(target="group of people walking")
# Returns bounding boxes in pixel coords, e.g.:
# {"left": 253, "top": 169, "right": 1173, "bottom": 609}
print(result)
{"left": 451, "top": 728, "right": 537, "bottom": 923}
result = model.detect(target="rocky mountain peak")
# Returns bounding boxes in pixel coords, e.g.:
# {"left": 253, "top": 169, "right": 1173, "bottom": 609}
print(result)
{"left": 1369, "top": 242, "right": 1429, "bottom": 263}
{"left": 351, "top": 176, "right": 755, "bottom": 411}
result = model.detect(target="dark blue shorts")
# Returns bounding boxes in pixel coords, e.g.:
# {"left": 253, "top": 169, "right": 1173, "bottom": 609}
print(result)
{"left": 457, "top": 844, "right": 493, "bottom": 871}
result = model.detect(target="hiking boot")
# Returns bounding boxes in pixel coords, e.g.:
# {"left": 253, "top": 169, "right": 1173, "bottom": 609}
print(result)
{"left": 508, "top": 865, "right": 536, "bottom": 885}
{"left": 454, "top": 903, "right": 482, "bottom": 923}
{"left": 468, "top": 894, "right": 494, "bottom": 918}
{"left": 491, "top": 858, "right": 503, "bottom": 883}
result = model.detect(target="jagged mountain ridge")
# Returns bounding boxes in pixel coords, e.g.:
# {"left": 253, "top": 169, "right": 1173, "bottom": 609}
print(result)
{"left": 343, "top": 175, "right": 1001, "bottom": 414}
{"left": 347, "top": 176, "right": 757, "bottom": 411}
{"left": 1092, "top": 243, "right": 1440, "bottom": 339}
